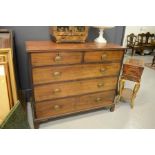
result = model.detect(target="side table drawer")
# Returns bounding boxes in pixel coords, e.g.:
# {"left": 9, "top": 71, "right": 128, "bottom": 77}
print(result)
{"left": 84, "top": 51, "right": 124, "bottom": 63}
{"left": 31, "top": 52, "right": 82, "bottom": 67}
{"left": 122, "top": 64, "right": 144, "bottom": 82}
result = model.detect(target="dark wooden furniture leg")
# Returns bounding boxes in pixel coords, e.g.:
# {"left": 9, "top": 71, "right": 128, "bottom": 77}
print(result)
{"left": 152, "top": 55, "right": 155, "bottom": 66}
{"left": 131, "top": 48, "right": 135, "bottom": 56}
{"left": 110, "top": 104, "right": 115, "bottom": 112}
{"left": 34, "top": 122, "right": 39, "bottom": 129}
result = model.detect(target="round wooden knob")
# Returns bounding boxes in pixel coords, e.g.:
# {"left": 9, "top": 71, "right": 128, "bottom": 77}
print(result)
{"left": 53, "top": 71, "right": 61, "bottom": 77}
{"left": 53, "top": 88, "right": 61, "bottom": 93}
{"left": 54, "top": 105, "right": 60, "bottom": 110}
{"left": 54, "top": 55, "right": 62, "bottom": 62}
{"left": 100, "top": 68, "right": 106, "bottom": 73}
{"left": 97, "top": 83, "right": 104, "bottom": 88}
{"left": 95, "top": 97, "right": 102, "bottom": 102}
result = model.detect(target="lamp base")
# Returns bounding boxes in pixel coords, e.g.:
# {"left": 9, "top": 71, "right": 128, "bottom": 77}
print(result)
{"left": 94, "top": 37, "right": 107, "bottom": 43}
{"left": 94, "top": 27, "right": 107, "bottom": 44}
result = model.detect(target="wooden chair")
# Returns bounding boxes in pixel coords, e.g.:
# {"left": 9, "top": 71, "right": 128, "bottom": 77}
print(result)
{"left": 137, "top": 32, "right": 155, "bottom": 55}
{"left": 126, "top": 33, "right": 139, "bottom": 56}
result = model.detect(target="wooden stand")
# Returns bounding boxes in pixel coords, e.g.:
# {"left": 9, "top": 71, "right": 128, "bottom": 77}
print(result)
{"left": 118, "top": 59, "right": 144, "bottom": 108}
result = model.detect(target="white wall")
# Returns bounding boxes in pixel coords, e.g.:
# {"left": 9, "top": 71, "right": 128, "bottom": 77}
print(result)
{"left": 123, "top": 26, "right": 155, "bottom": 46}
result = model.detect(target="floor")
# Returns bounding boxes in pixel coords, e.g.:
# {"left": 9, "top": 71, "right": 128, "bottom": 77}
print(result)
{"left": 27, "top": 51, "right": 155, "bottom": 129}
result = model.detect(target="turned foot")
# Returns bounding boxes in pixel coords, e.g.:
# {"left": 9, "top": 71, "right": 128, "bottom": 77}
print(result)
{"left": 34, "top": 122, "right": 39, "bottom": 129}
{"left": 110, "top": 105, "right": 115, "bottom": 112}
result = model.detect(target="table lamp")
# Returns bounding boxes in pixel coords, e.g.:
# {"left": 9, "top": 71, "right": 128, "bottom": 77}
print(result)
{"left": 94, "top": 26, "right": 114, "bottom": 44}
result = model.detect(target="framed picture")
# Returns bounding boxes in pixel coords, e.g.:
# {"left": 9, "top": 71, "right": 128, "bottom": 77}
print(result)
{"left": 0, "top": 49, "right": 18, "bottom": 106}
{"left": 0, "top": 62, "right": 12, "bottom": 123}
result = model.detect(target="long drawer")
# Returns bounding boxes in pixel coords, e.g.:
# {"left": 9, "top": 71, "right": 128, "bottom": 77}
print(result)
{"left": 35, "top": 90, "right": 115, "bottom": 119}
{"left": 34, "top": 77, "right": 117, "bottom": 102}
{"left": 84, "top": 51, "right": 124, "bottom": 63}
{"left": 32, "top": 63, "right": 121, "bottom": 84}
{"left": 31, "top": 51, "right": 82, "bottom": 67}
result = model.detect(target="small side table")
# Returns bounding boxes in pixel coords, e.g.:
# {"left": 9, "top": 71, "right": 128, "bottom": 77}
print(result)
{"left": 119, "top": 58, "right": 144, "bottom": 108}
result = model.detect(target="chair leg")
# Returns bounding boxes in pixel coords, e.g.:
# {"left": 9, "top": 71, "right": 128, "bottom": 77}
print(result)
{"left": 141, "top": 48, "right": 144, "bottom": 55}
{"left": 152, "top": 56, "right": 155, "bottom": 66}
{"left": 118, "top": 79, "right": 125, "bottom": 101}
{"left": 125, "top": 48, "right": 128, "bottom": 54}
{"left": 131, "top": 48, "right": 135, "bottom": 56}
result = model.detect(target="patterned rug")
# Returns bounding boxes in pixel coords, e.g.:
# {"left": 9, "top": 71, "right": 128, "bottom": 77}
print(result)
{"left": 145, "top": 63, "right": 155, "bottom": 70}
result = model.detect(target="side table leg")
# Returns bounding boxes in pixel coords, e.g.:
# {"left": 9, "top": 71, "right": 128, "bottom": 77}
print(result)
{"left": 118, "top": 79, "right": 125, "bottom": 101}
{"left": 130, "top": 82, "right": 140, "bottom": 109}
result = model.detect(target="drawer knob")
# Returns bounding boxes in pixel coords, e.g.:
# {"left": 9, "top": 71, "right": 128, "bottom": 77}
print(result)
{"left": 54, "top": 105, "right": 60, "bottom": 110}
{"left": 95, "top": 97, "right": 102, "bottom": 102}
{"left": 53, "top": 71, "right": 61, "bottom": 77}
{"left": 101, "top": 54, "right": 107, "bottom": 60}
{"left": 97, "top": 83, "right": 104, "bottom": 88}
{"left": 100, "top": 68, "right": 106, "bottom": 73}
{"left": 54, "top": 55, "right": 62, "bottom": 62}
{"left": 53, "top": 88, "right": 61, "bottom": 93}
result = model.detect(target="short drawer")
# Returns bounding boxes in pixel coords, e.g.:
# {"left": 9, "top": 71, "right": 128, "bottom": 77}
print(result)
{"left": 35, "top": 97, "right": 76, "bottom": 119}
{"left": 31, "top": 52, "right": 82, "bottom": 67}
{"left": 35, "top": 91, "right": 115, "bottom": 119}
{"left": 84, "top": 51, "right": 124, "bottom": 63}
{"left": 34, "top": 77, "right": 117, "bottom": 102}
{"left": 32, "top": 63, "right": 121, "bottom": 84}
{"left": 75, "top": 90, "right": 115, "bottom": 111}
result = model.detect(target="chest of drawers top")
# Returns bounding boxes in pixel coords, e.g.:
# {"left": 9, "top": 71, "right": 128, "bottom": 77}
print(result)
{"left": 26, "top": 41, "right": 125, "bottom": 52}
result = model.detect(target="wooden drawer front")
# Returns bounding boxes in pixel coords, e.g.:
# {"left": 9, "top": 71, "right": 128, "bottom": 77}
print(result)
{"left": 34, "top": 77, "right": 117, "bottom": 102}
{"left": 31, "top": 52, "right": 82, "bottom": 67}
{"left": 84, "top": 51, "right": 123, "bottom": 63}
{"left": 75, "top": 91, "right": 115, "bottom": 111}
{"left": 33, "top": 63, "right": 121, "bottom": 84}
{"left": 122, "top": 64, "right": 144, "bottom": 82}
{"left": 35, "top": 91, "right": 115, "bottom": 119}
{"left": 35, "top": 97, "right": 76, "bottom": 119}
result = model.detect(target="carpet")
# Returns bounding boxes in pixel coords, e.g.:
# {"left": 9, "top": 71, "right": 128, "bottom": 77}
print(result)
{"left": 145, "top": 63, "right": 155, "bottom": 70}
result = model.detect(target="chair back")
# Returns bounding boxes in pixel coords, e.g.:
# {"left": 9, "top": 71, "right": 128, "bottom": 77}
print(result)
{"left": 127, "top": 33, "right": 137, "bottom": 47}
{"left": 138, "top": 32, "right": 155, "bottom": 45}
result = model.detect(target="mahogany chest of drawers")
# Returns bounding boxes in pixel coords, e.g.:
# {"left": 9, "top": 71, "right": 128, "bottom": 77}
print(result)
{"left": 26, "top": 41, "right": 125, "bottom": 128}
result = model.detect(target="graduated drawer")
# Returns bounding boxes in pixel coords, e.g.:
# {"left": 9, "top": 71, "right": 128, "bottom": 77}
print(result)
{"left": 35, "top": 91, "right": 115, "bottom": 119}
{"left": 31, "top": 51, "right": 82, "bottom": 67}
{"left": 34, "top": 77, "right": 117, "bottom": 102}
{"left": 84, "top": 51, "right": 124, "bottom": 63}
{"left": 32, "top": 63, "right": 121, "bottom": 84}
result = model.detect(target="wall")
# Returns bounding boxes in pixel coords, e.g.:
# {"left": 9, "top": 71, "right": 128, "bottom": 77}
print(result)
{"left": 0, "top": 26, "right": 125, "bottom": 91}
{"left": 123, "top": 26, "right": 155, "bottom": 46}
